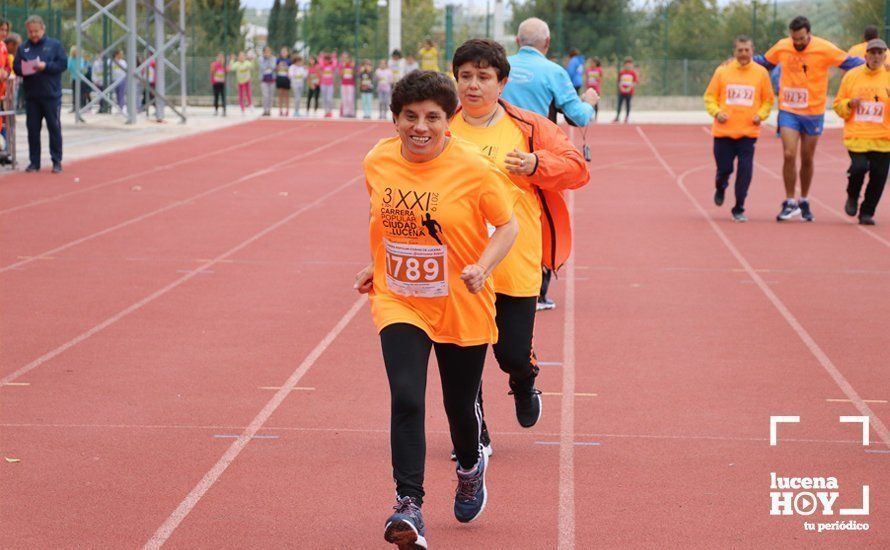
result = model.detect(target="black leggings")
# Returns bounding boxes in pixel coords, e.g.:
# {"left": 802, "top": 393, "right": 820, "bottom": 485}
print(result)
{"left": 492, "top": 294, "right": 539, "bottom": 382}
{"left": 212, "top": 82, "right": 225, "bottom": 111}
{"left": 847, "top": 151, "right": 890, "bottom": 218}
{"left": 306, "top": 86, "right": 320, "bottom": 111}
{"left": 616, "top": 93, "right": 632, "bottom": 120}
{"left": 540, "top": 267, "right": 552, "bottom": 299}
{"left": 381, "top": 323, "right": 487, "bottom": 504}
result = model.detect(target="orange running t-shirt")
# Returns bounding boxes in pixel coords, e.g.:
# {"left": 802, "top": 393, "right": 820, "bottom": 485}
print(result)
{"left": 450, "top": 113, "right": 542, "bottom": 297}
{"left": 765, "top": 36, "right": 849, "bottom": 116}
{"left": 363, "top": 136, "right": 520, "bottom": 346}
{"left": 704, "top": 60, "right": 774, "bottom": 138}
{"left": 833, "top": 65, "right": 890, "bottom": 148}
{"left": 848, "top": 42, "right": 867, "bottom": 60}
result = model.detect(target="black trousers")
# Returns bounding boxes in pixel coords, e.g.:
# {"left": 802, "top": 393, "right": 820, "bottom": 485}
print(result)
{"left": 212, "top": 82, "right": 226, "bottom": 112}
{"left": 847, "top": 151, "right": 890, "bottom": 218}
{"left": 713, "top": 137, "right": 757, "bottom": 214}
{"left": 540, "top": 267, "right": 552, "bottom": 299}
{"left": 381, "top": 323, "right": 486, "bottom": 504}
{"left": 492, "top": 294, "right": 539, "bottom": 382}
{"left": 616, "top": 94, "right": 632, "bottom": 120}
{"left": 307, "top": 86, "right": 320, "bottom": 111}
{"left": 26, "top": 97, "right": 63, "bottom": 167}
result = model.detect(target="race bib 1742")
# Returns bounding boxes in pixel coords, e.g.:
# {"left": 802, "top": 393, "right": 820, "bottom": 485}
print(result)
{"left": 854, "top": 101, "right": 885, "bottom": 124}
{"left": 384, "top": 240, "right": 448, "bottom": 298}
{"left": 782, "top": 87, "right": 809, "bottom": 109}
{"left": 725, "top": 84, "right": 755, "bottom": 107}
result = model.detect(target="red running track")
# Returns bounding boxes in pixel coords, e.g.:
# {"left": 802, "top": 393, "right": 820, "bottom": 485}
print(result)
{"left": 0, "top": 119, "right": 888, "bottom": 548}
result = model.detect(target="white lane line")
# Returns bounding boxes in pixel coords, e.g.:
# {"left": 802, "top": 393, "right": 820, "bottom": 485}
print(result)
{"left": 1, "top": 127, "right": 374, "bottom": 274}
{"left": 637, "top": 126, "right": 890, "bottom": 449}
{"left": 558, "top": 188, "right": 577, "bottom": 550}
{"left": 143, "top": 296, "right": 366, "bottom": 549}
{"left": 0, "top": 126, "right": 298, "bottom": 216}
{"left": 0, "top": 174, "right": 362, "bottom": 387}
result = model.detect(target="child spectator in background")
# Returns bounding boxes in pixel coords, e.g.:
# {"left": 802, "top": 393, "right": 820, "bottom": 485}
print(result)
{"left": 229, "top": 51, "right": 253, "bottom": 114}
{"left": 419, "top": 38, "right": 440, "bottom": 71}
{"left": 259, "top": 46, "right": 276, "bottom": 116}
{"left": 275, "top": 47, "right": 291, "bottom": 117}
{"left": 375, "top": 59, "right": 393, "bottom": 120}
{"left": 319, "top": 51, "right": 339, "bottom": 118}
{"left": 389, "top": 49, "right": 404, "bottom": 83}
{"left": 404, "top": 53, "right": 420, "bottom": 75}
{"left": 359, "top": 59, "right": 374, "bottom": 119}
{"left": 306, "top": 56, "right": 321, "bottom": 114}
{"left": 614, "top": 56, "right": 639, "bottom": 123}
{"left": 288, "top": 54, "right": 307, "bottom": 117}
{"left": 112, "top": 49, "right": 127, "bottom": 110}
{"left": 340, "top": 52, "right": 356, "bottom": 118}
{"left": 210, "top": 52, "right": 227, "bottom": 116}
{"left": 585, "top": 56, "right": 603, "bottom": 121}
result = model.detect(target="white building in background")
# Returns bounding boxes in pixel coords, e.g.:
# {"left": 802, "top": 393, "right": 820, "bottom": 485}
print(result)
{"left": 242, "top": 23, "right": 268, "bottom": 55}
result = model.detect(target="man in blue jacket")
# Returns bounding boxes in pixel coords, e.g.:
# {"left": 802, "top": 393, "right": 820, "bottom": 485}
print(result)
{"left": 566, "top": 48, "right": 585, "bottom": 92}
{"left": 502, "top": 17, "right": 598, "bottom": 311}
{"left": 13, "top": 15, "right": 66, "bottom": 173}
{"left": 502, "top": 18, "right": 598, "bottom": 127}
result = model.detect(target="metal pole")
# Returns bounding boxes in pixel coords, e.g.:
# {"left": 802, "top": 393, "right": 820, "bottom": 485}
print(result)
{"left": 485, "top": 0, "right": 490, "bottom": 38}
{"left": 683, "top": 58, "right": 688, "bottom": 96}
{"left": 752, "top": 1, "right": 757, "bottom": 43}
{"left": 445, "top": 4, "right": 453, "bottom": 63}
{"left": 75, "top": 0, "right": 83, "bottom": 123}
{"left": 180, "top": 0, "right": 187, "bottom": 120}
{"left": 662, "top": 2, "right": 669, "bottom": 96}
{"left": 354, "top": 0, "right": 360, "bottom": 58}
{"left": 388, "top": 0, "right": 401, "bottom": 55}
{"left": 154, "top": 0, "right": 165, "bottom": 120}
{"left": 126, "top": 0, "right": 137, "bottom": 123}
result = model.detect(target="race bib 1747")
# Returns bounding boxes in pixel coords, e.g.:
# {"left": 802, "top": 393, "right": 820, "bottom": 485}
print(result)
{"left": 782, "top": 87, "right": 809, "bottom": 109}
{"left": 725, "top": 84, "right": 755, "bottom": 107}
{"left": 384, "top": 240, "right": 448, "bottom": 298}
{"left": 854, "top": 101, "right": 885, "bottom": 124}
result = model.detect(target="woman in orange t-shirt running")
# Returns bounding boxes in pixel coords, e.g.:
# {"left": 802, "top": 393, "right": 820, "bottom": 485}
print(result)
{"left": 355, "top": 70, "right": 519, "bottom": 549}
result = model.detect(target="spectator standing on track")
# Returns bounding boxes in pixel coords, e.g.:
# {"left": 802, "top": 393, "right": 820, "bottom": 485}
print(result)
{"left": 834, "top": 39, "right": 890, "bottom": 226}
{"left": 306, "top": 56, "right": 321, "bottom": 114}
{"left": 585, "top": 56, "right": 603, "bottom": 121}
{"left": 340, "top": 52, "right": 356, "bottom": 118}
{"left": 419, "top": 38, "right": 440, "bottom": 72}
{"left": 449, "top": 39, "right": 590, "bottom": 456}
{"left": 755, "top": 16, "right": 863, "bottom": 222}
{"left": 847, "top": 25, "right": 879, "bottom": 60}
{"left": 565, "top": 48, "right": 584, "bottom": 93}
{"left": 355, "top": 70, "right": 519, "bottom": 549}
{"left": 259, "top": 46, "right": 276, "bottom": 116}
{"left": 14, "top": 15, "right": 67, "bottom": 174}
{"left": 230, "top": 51, "right": 254, "bottom": 114}
{"left": 404, "top": 54, "right": 420, "bottom": 75}
{"left": 275, "top": 47, "right": 291, "bottom": 117}
{"left": 318, "top": 51, "right": 338, "bottom": 118}
{"left": 613, "top": 57, "right": 638, "bottom": 123}
{"left": 501, "top": 17, "right": 598, "bottom": 312}
{"left": 359, "top": 59, "right": 374, "bottom": 119}
{"left": 288, "top": 54, "right": 306, "bottom": 117}
{"left": 210, "top": 52, "right": 227, "bottom": 116}
{"left": 389, "top": 49, "right": 405, "bottom": 83}
{"left": 375, "top": 59, "right": 393, "bottom": 119}
{"left": 703, "top": 36, "right": 774, "bottom": 223}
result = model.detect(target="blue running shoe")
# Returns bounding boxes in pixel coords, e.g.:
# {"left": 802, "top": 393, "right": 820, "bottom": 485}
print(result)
{"left": 454, "top": 452, "right": 488, "bottom": 523}
{"left": 384, "top": 496, "right": 427, "bottom": 549}
{"left": 799, "top": 199, "right": 814, "bottom": 222}
{"left": 776, "top": 199, "right": 800, "bottom": 221}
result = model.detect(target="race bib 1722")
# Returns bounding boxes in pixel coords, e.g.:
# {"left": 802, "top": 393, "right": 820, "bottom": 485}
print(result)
{"left": 725, "top": 84, "right": 755, "bottom": 107}
{"left": 854, "top": 101, "right": 885, "bottom": 124}
{"left": 782, "top": 87, "right": 809, "bottom": 109}
{"left": 384, "top": 240, "right": 448, "bottom": 298}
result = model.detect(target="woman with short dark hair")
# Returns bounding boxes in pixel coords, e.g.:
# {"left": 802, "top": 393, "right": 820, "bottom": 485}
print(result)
{"left": 355, "top": 70, "right": 519, "bottom": 549}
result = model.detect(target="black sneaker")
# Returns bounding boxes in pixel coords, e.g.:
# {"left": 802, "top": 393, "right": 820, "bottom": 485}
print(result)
{"left": 845, "top": 196, "right": 858, "bottom": 217}
{"left": 859, "top": 215, "right": 876, "bottom": 225}
{"left": 732, "top": 211, "right": 748, "bottom": 223}
{"left": 384, "top": 496, "right": 427, "bottom": 549}
{"left": 799, "top": 199, "right": 814, "bottom": 222}
{"left": 25, "top": 164, "right": 39, "bottom": 173}
{"left": 52, "top": 163, "right": 63, "bottom": 174}
{"left": 450, "top": 421, "right": 492, "bottom": 461}
{"left": 714, "top": 187, "right": 725, "bottom": 206}
{"left": 776, "top": 199, "right": 800, "bottom": 221}
{"left": 454, "top": 451, "right": 488, "bottom": 523}
{"left": 509, "top": 376, "right": 542, "bottom": 428}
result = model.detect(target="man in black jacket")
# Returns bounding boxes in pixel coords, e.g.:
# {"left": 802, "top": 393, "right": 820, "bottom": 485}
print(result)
{"left": 13, "top": 15, "right": 66, "bottom": 173}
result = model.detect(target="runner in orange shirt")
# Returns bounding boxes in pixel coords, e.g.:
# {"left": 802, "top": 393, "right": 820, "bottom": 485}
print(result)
{"left": 756, "top": 16, "right": 863, "bottom": 222}
{"left": 847, "top": 25, "right": 878, "bottom": 60}
{"left": 704, "top": 35, "right": 774, "bottom": 222}
{"left": 448, "top": 38, "right": 589, "bottom": 456}
{"left": 356, "top": 70, "right": 520, "bottom": 549}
